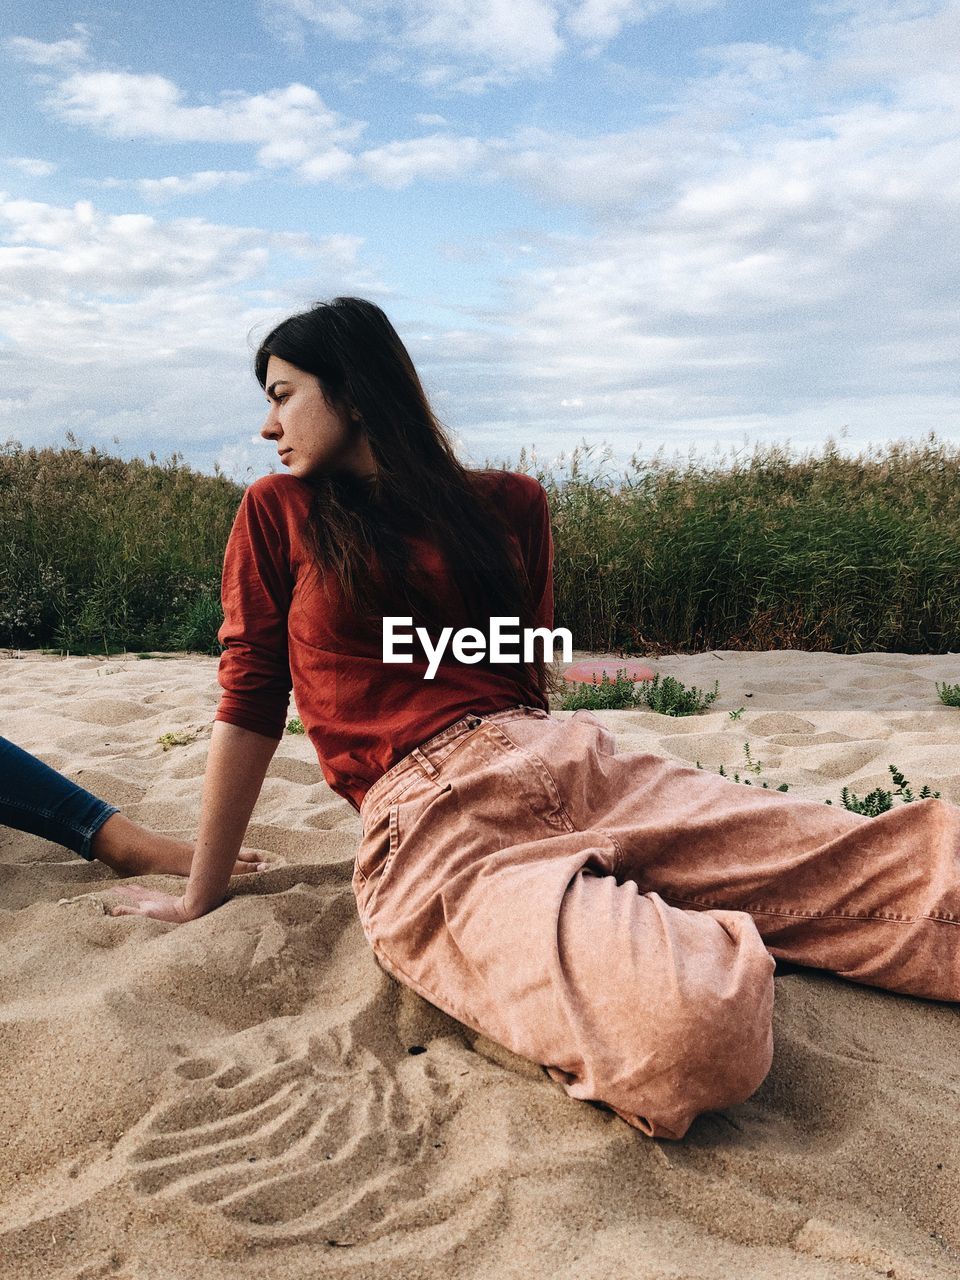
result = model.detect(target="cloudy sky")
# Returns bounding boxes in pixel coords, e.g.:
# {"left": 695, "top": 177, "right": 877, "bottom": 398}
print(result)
{"left": 1, "top": 1, "right": 958, "bottom": 479}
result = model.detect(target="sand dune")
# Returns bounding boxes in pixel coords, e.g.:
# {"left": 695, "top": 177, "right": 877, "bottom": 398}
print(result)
{"left": 1, "top": 649, "right": 959, "bottom": 1279}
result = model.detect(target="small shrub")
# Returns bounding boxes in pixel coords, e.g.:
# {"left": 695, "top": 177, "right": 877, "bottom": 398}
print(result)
{"left": 826, "top": 765, "right": 941, "bottom": 815}
{"left": 638, "top": 673, "right": 719, "bottom": 717}
{"left": 936, "top": 681, "right": 960, "bottom": 707}
{"left": 557, "top": 672, "right": 645, "bottom": 711}
{"left": 559, "top": 670, "right": 720, "bottom": 716}
{"left": 286, "top": 716, "right": 305, "bottom": 734}
{"left": 830, "top": 786, "right": 895, "bottom": 816}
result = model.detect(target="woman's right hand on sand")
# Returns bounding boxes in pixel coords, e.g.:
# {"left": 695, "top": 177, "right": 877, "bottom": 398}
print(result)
{"left": 107, "top": 885, "right": 203, "bottom": 924}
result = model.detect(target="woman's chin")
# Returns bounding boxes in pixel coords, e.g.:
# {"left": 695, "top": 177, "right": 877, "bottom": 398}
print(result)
{"left": 281, "top": 457, "right": 313, "bottom": 480}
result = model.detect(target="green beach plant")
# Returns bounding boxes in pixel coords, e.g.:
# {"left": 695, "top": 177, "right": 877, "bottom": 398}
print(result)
{"left": 557, "top": 671, "right": 645, "bottom": 711}
{"left": 638, "top": 673, "right": 719, "bottom": 716}
{"left": 935, "top": 681, "right": 960, "bottom": 707}
{"left": 697, "top": 742, "right": 790, "bottom": 791}
{"left": 826, "top": 766, "right": 942, "bottom": 815}
{"left": 699, "top": 754, "right": 941, "bottom": 811}
{"left": 557, "top": 670, "right": 718, "bottom": 715}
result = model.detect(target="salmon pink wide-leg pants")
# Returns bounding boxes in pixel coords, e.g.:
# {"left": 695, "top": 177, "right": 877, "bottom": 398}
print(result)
{"left": 353, "top": 706, "right": 960, "bottom": 1139}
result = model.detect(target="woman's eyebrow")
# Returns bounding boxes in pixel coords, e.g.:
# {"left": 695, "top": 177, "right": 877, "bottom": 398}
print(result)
{"left": 266, "top": 380, "right": 292, "bottom": 400}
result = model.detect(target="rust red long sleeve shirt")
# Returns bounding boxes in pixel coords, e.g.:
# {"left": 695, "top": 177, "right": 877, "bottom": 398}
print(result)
{"left": 216, "top": 469, "right": 554, "bottom": 811}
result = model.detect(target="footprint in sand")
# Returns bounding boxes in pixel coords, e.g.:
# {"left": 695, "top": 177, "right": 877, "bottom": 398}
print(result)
{"left": 765, "top": 731, "right": 853, "bottom": 747}
{"left": 302, "top": 802, "right": 362, "bottom": 833}
{"left": 745, "top": 713, "right": 817, "bottom": 736}
{"left": 266, "top": 756, "right": 322, "bottom": 786}
{"left": 58, "top": 697, "right": 148, "bottom": 727}
{"left": 124, "top": 1029, "right": 461, "bottom": 1242}
{"left": 800, "top": 742, "right": 886, "bottom": 781}
{"left": 75, "top": 1252, "right": 130, "bottom": 1279}
{"left": 68, "top": 770, "right": 146, "bottom": 808}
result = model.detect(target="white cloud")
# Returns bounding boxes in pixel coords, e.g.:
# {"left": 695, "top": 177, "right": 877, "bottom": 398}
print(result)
{"left": 102, "top": 170, "right": 257, "bottom": 202}
{"left": 4, "top": 156, "right": 57, "bottom": 178}
{"left": 48, "top": 73, "right": 365, "bottom": 179}
{"left": 263, "top": 0, "right": 370, "bottom": 42}
{"left": 5, "top": 29, "right": 89, "bottom": 68}
{"left": 0, "top": 194, "right": 374, "bottom": 471}
{"left": 824, "top": 0, "right": 960, "bottom": 109}
{"left": 0, "top": 193, "right": 367, "bottom": 325}
{"left": 477, "top": 88, "right": 960, "bottom": 455}
{"left": 698, "top": 41, "right": 813, "bottom": 83}
{"left": 263, "top": 0, "right": 725, "bottom": 85}
{"left": 0, "top": 197, "right": 271, "bottom": 301}
{"left": 359, "top": 133, "right": 487, "bottom": 187}
{"left": 405, "top": 0, "right": 563, "bottom": 76}
{"left": 565, "top": 0, "right": 719, "bottom": 44}
{"left": 296, "top": 148, "right": 357, "bottom": 180}
{"left": 264, "top": 0, "right": 562, "bottom": 88}
{"left": 34, "top": 58, "right": 512, "bottom": 187}
{"left": 20, "top": 47, "right": 814, "bottom": 205}
{"left": 497, "top": 125, "right": 691, "bottom": 211}
{"left": 394, "top": 10, "right": 960, "bottom": 460}
{"left": 565, "top": 0, "right": 636, "bottom": 41}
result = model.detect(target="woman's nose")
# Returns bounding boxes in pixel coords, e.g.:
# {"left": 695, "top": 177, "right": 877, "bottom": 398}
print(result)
{"left": 260, "top": 412, "right": 279, "bottom": 440}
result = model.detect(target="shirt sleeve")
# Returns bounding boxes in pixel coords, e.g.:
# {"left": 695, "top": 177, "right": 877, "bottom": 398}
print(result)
{"left": 215, "top": 480, "right": 294, "bottom": 740}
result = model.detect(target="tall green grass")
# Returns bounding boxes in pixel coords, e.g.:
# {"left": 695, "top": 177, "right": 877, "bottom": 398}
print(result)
{"left": 0, "top": 440, "right": 242, "bottom": 653}
{"left": 3, "top": 433, "right": 959, "bottom": 655}
{"left": 528, "top": 434, "right": 960, "bottom": 654}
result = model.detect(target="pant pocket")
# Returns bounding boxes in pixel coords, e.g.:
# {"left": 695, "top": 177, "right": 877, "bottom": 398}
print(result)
{"left": 356, "top": 777, "right": 452, "bottom": 888}
{"left": 479, "top": 724, "right": 578, "bottom": 836}
{"left": 389, "top": 779, "right": 452, "bottom": 859}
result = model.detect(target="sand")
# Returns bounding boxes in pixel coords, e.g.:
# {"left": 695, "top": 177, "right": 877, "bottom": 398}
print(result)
{"left": 1, "top": 648, "right": 959, "bottom": 1280}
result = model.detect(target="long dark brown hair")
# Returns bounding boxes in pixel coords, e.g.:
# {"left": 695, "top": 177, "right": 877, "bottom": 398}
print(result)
{"left": 254, "top": 296, "right": 548, "bottom": 695}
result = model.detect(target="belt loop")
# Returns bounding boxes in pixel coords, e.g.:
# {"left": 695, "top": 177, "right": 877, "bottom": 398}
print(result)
{"left": 410, "top": 746, "right": 442, "bottom": 780}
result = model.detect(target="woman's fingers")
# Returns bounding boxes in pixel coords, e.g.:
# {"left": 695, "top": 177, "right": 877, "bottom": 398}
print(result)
{"left": 109, "top": 884, "right": 152, "bottom": 909}
{"left": 232, "top": 849, "right": 270, "bottom": 875}
{"left": 107, "top": 884, "right": 192, "bottom": 923}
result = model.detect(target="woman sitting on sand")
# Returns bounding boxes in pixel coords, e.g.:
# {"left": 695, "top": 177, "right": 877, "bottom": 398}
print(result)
{"left": 109, "top": 296, "right": 960, "bottom": 1141}
{"left": 0, "top": 735, "right": 264, "bottom": 877}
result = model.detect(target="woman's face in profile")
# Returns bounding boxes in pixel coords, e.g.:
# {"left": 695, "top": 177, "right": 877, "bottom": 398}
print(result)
{"left": 259, "top": 354, "right": 376, "bottom": 481}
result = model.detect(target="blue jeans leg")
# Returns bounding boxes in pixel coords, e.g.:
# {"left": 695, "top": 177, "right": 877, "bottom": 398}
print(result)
{"left": 0, "top": 735, "right": 119, "bottom": 860}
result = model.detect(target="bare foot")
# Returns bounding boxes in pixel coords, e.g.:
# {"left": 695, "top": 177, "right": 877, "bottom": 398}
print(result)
{"left": 91, "top": 813, "right": 267, "bottom": 878}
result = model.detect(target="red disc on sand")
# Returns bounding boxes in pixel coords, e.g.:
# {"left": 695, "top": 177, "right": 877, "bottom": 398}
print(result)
{"left": 562, "top": 659, "right": 656, "bottom": 685}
